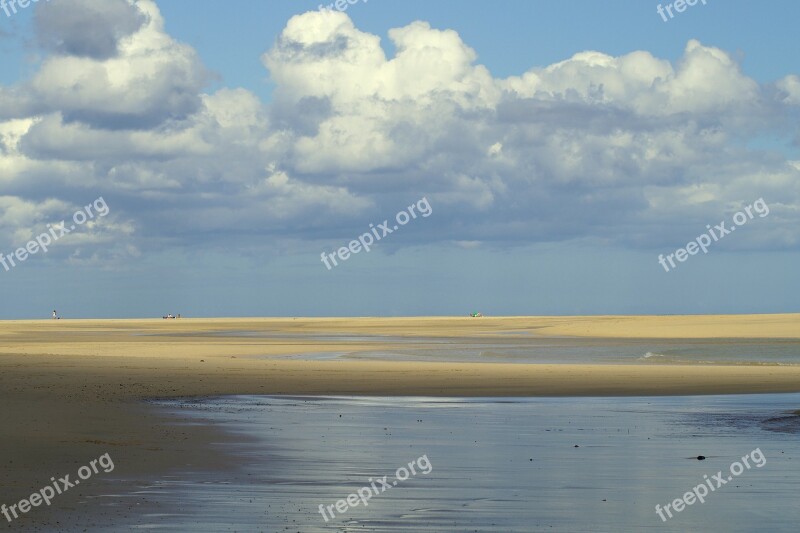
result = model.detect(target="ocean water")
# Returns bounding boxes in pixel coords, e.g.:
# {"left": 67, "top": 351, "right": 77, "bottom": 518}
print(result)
{"left": 346, "top": 337, "right": 800, "bottom": 365}
{"left": 207, "top": 331, "right": 800, "bottom": 365}
{"left": 116, "top": 394, "right": 800, "bottom": 532}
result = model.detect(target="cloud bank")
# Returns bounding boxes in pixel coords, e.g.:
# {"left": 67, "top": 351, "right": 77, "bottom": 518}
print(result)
{"left": 1, "top": 0, "right": 798, "bottom": 266}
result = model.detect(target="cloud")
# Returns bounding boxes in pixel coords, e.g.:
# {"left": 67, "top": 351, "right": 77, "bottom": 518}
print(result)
{"left": 0, "top": 194, "right": 135, "bottom": 267}
{"left": 0, "top": 5, "right": 798, "bottom": 265}
{"left": 776, "top": 75, "right": 800, "bottom": 105}
{"left": 29, "top": 0, "right": 208, "bottom": 130}
{"left": 35, "top": 0, "right": 147, "bottom": 60}
{"left": 501, "top": 40, "right": 762, "bottom": 120}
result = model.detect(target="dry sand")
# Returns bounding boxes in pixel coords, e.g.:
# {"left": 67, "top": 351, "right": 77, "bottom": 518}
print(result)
{"left": 2, "top": 314, "right": 800, "bottom": 528}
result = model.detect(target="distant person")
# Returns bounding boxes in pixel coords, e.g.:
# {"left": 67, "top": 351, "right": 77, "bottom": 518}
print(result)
{"left": 52, "top": 310, "right": 57, "bottom": 319}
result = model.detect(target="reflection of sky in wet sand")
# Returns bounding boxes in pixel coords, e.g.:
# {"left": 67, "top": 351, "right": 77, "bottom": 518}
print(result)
{"left": 129, "top": 394, "right": 800, "bottom": 532}
{"left": 147, "top": 331, "right": 800, "bottom": 365}
{"left": 345, "top": 337, "right": 800, "bottom": 365}
{"left": 210, "top": 330, "right": 800, "bottom": 365}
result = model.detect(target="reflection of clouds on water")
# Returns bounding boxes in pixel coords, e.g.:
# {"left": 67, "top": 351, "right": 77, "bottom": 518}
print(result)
{"left": 142, "top": 393, "right": 800, "bottom": 532}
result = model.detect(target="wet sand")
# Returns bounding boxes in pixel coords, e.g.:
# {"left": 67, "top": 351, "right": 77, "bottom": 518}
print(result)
{"left": 1, "top": 315, "right": 800, "bottom": 528}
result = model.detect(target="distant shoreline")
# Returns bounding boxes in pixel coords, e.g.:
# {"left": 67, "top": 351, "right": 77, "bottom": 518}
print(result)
{"left": 1, "top": 312, "right": 799, "bottom": 335}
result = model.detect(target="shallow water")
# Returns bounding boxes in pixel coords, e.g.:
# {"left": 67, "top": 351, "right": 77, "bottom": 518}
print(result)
{"left": 115, "top": 394, "right": 800, "bottom": 532}
{"left": 347, "top": 336, "right": 800, "bottom": 365}
{"left": 209, "top": 330, "right": 800, "bottom": 365}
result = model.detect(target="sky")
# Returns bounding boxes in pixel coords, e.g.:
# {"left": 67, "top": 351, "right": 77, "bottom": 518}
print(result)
{"left": 0, "top": 0, "right": 799, "bottom": 319}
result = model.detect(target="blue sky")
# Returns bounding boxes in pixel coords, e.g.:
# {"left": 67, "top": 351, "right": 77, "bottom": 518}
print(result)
{"left": 0, "top": 0, "right": 799, "bottom": 318}
{"left": 143, "top": 1, "right": 800, "bottom": 96}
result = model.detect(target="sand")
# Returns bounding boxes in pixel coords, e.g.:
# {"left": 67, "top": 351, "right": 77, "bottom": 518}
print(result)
{"left": 2, "top": 314, "right": 800, "bottom": 528}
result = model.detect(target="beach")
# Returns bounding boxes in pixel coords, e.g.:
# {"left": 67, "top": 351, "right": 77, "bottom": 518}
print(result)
{"left": 2, "top": 314, "right": 800, "bottom": 529}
